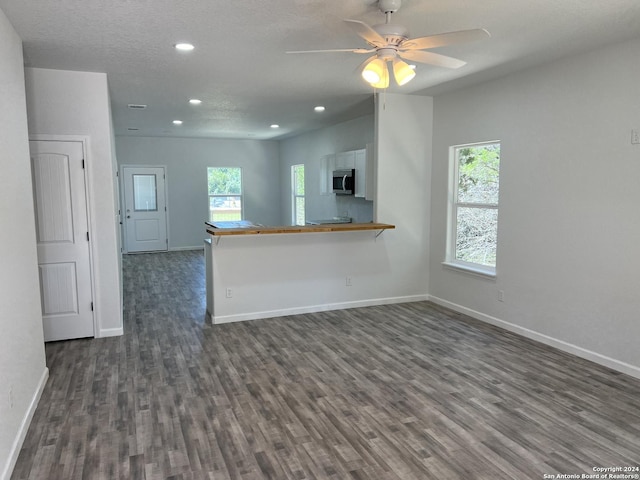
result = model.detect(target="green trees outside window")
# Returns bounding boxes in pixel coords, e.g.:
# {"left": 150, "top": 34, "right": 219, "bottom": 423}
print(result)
{"left": 207, "top": 167, "right": 242, "bottom": 221}
{"left": 450, "top": 142, "right": 500, "bottom": 271}
{"left": 292, "top": 164, "right": 305, "bottom": 225}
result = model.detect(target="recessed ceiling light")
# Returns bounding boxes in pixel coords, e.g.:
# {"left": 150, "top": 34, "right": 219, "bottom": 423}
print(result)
{"left": 173, "top": 120, "right": 183, "bottom": 125}
{"left": 270, "top": 124, "right": 280, "bottom": 129}
{"left": 189, "top": 99, "right": 202, "bottom": 105}
{"left": 174, "top": 43, "right": 194, "bottom": 51}
{"left": 314, "top": 106, "right": 326, "bottom": 112}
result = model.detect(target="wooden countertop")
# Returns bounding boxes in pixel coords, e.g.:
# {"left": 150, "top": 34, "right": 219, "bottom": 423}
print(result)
{"left": 205, "top": 222, "right": 395, "bottom": 236}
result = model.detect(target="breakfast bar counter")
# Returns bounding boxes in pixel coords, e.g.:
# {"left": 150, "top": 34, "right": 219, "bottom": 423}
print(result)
{"left": 204, "top": 220, "right": 404, "bottom": 325}
{"left": 205, "top": 221, "right": 395, "bottom": 237}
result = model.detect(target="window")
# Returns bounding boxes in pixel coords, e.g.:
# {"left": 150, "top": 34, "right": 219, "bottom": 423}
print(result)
{"left": 292, "top": 164, "right": 305, "bottom": 225}
{"left": 132, "top": 174, "right": 157, "bottom": 211}
{"left": 446, "top": 141, "right": 500, "bottom": 276}
{"left": 207, "top": 167, "right": 242, "bottom": 222}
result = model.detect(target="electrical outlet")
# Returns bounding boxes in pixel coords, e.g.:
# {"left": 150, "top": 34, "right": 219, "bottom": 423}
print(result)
{"left": 346, "top": 276, "right": 352, "bottom": 286}
{"left": 225, "top": 288, "right": 232, "bottom": 298}
{"left": 632, "top": 129, "right": 640, "bottom": 145}
{"left": 498, "top": 290, "right": 505, "bottom": 302}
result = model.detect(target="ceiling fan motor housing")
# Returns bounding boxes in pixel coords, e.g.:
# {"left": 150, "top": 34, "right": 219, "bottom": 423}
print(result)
{"left": 373, "top": 23, "right": 409, "bottom": 47}
{"left": 377, "top": 47, "right": 399, "bottom": 61}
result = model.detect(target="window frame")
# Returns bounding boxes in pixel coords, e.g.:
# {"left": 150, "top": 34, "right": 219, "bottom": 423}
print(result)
{"left": 132, "top": 174, "right": 158, "bottom": 212}
{"left": 444, "top": 141, "right": 500, "bottom": 278}
{"left": 207, "top": 167, "right": 244, "bottom": 222}
{"left": 291, "top": 164, "right": 305, "bottom": 226}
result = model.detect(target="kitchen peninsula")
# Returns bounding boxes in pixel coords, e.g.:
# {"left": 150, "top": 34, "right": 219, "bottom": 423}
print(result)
{"left": 204, "top": 221, "right": 396, "bottom": 324}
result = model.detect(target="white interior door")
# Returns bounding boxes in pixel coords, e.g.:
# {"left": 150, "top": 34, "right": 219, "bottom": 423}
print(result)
{"left": 30, "top": 140, "right": 94, "bottom": 341}
{"left": 122, "top": 166, "right": 168, "bottom": 253}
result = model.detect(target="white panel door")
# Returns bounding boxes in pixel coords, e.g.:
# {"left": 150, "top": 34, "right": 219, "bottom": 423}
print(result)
{"left": 30, "top": 140, "right": 94, "bottom": 341}
{"left": 122, "top": 166, "right": 168, "bottom": 253}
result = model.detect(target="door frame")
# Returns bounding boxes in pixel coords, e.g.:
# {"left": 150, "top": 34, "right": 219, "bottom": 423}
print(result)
{"left": 119, "top": 164, "right": 169, "bottom": 253}
{"left": 29, "top": 134, "right": 97, "bottom": 338}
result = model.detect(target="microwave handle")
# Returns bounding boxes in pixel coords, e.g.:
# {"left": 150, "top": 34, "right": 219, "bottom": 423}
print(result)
{"left": 342, "top": 175, "right": 347, "bottom": 191}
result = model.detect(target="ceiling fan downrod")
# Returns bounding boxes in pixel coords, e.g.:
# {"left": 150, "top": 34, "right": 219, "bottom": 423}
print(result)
{"left": 385, "top": 11, "right": 393, "bottom": 24}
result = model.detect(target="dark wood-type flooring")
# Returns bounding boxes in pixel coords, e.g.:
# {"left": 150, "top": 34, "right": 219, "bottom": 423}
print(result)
{"left": 12, "top": 250, "right": 640, "bottom": 479}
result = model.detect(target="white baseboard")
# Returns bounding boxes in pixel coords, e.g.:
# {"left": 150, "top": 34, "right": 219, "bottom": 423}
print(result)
{"left": 212, "top": 294, "right": 429, "bottom": 324}
{"left": 169, "top": 246, "right": 204, "bottom": 252}
{"left": 2, "top": 367, "right": 49, "bottom": 480}
{"left": 98, "top": 327, "right": 124, "bottom": 338}
{"left": 428, "top": 295, "right": 640, "bottom": 380}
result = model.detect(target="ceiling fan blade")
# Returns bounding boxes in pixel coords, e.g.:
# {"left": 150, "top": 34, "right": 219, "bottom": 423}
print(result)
{"left": 286, "top": 48, "right": 374, "bottom": 54}
{"left": 401, "top": 28, "right": 490, "bottom": 50}
{"left": 344, "top": 19, "right": 386, "bottom": 47}
{"left": 399, "top": 50, "right": 466, "bottom": 69}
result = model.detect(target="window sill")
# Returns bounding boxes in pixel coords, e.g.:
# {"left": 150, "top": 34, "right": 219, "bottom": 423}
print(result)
{"left": 442, "top": 261, "right": 496, "bottom": 280}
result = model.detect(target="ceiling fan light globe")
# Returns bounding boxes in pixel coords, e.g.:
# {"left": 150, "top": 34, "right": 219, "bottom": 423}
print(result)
{"left": 362, "top": 58, "right": 387, "bottom": 86}
{"left": 370, "top": 63, "right": 390, "bottom": 89}
{"left": 362, "top": 69, "right": 381, "bottom": 84}
{"left": 393, "top": 58, "right": 416, "bottom": 86}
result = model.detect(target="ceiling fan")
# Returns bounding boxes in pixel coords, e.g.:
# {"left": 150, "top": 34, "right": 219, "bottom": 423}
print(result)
{"left": 287, "top": 0, "right": 490, "bottom": 88}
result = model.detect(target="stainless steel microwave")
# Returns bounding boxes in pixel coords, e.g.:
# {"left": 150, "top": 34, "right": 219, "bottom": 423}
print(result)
{"left": 332, "top": 169, "right": 355, "bottom": 195}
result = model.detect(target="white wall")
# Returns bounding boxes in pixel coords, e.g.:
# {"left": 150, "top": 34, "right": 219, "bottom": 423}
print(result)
{"left": 429, "top": 37, "right": 640, "bottom": 378}
{"left": 115, "top": 136, "right": 281, "bottom": 248}
{"left": 24, "top": 68, "right": 123, "bottom": 337}
{"left": 0, "top": 10, "right": 48, "bottom": 480}
{"left": 376, "top": 93, "right": 433, "bottom": 299}
{"left": 209, "top": 230, "right": 407, "bottom": 323}
{"left": 209, "top": 95, "right": 433, "bottom": 322}
{"left": 279, "top": 114, "right": 375, "bottom": 224}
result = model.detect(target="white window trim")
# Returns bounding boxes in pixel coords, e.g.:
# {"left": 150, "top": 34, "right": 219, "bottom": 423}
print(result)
{"left": 445, "top": 140, "right": 500, "bottom": 277}
{"left": 441, "top": 261, "right": 497, "bottom": 279}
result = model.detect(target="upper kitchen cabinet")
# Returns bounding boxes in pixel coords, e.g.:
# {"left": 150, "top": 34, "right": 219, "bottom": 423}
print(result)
{"left": 320, "top": 153, "right": 335, "bottom": 196}
{"left": 335, "top": 151, "right": 356, "bottom": 170}
{"left": 320, "top": 147, "right": 374, "bottom": 199}
{"left": 353, "top": 147, "right": 374, "bottom": 200}
{"left": 354, "top": 149, "right": 367, "bottom": 199}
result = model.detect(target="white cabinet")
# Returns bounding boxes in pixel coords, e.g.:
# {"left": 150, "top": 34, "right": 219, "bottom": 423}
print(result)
{"left": 335, "top": 151, "right": 355, "bottom": 170}
{"left": 354, "top": 149, "right": 366, "bottom": 198}
{"left": 319, "top": 147, "right": 373, "bottom": 200}
{"left": 319, "top": 154, "right": 335, "bottom": 196}
{"left": 355, "top": 147, "right": 375, "bottom": 200}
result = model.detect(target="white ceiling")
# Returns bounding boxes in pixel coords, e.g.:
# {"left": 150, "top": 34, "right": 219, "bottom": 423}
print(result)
{"left": 2, "top": 0, "right": 639, "bottom": 140}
